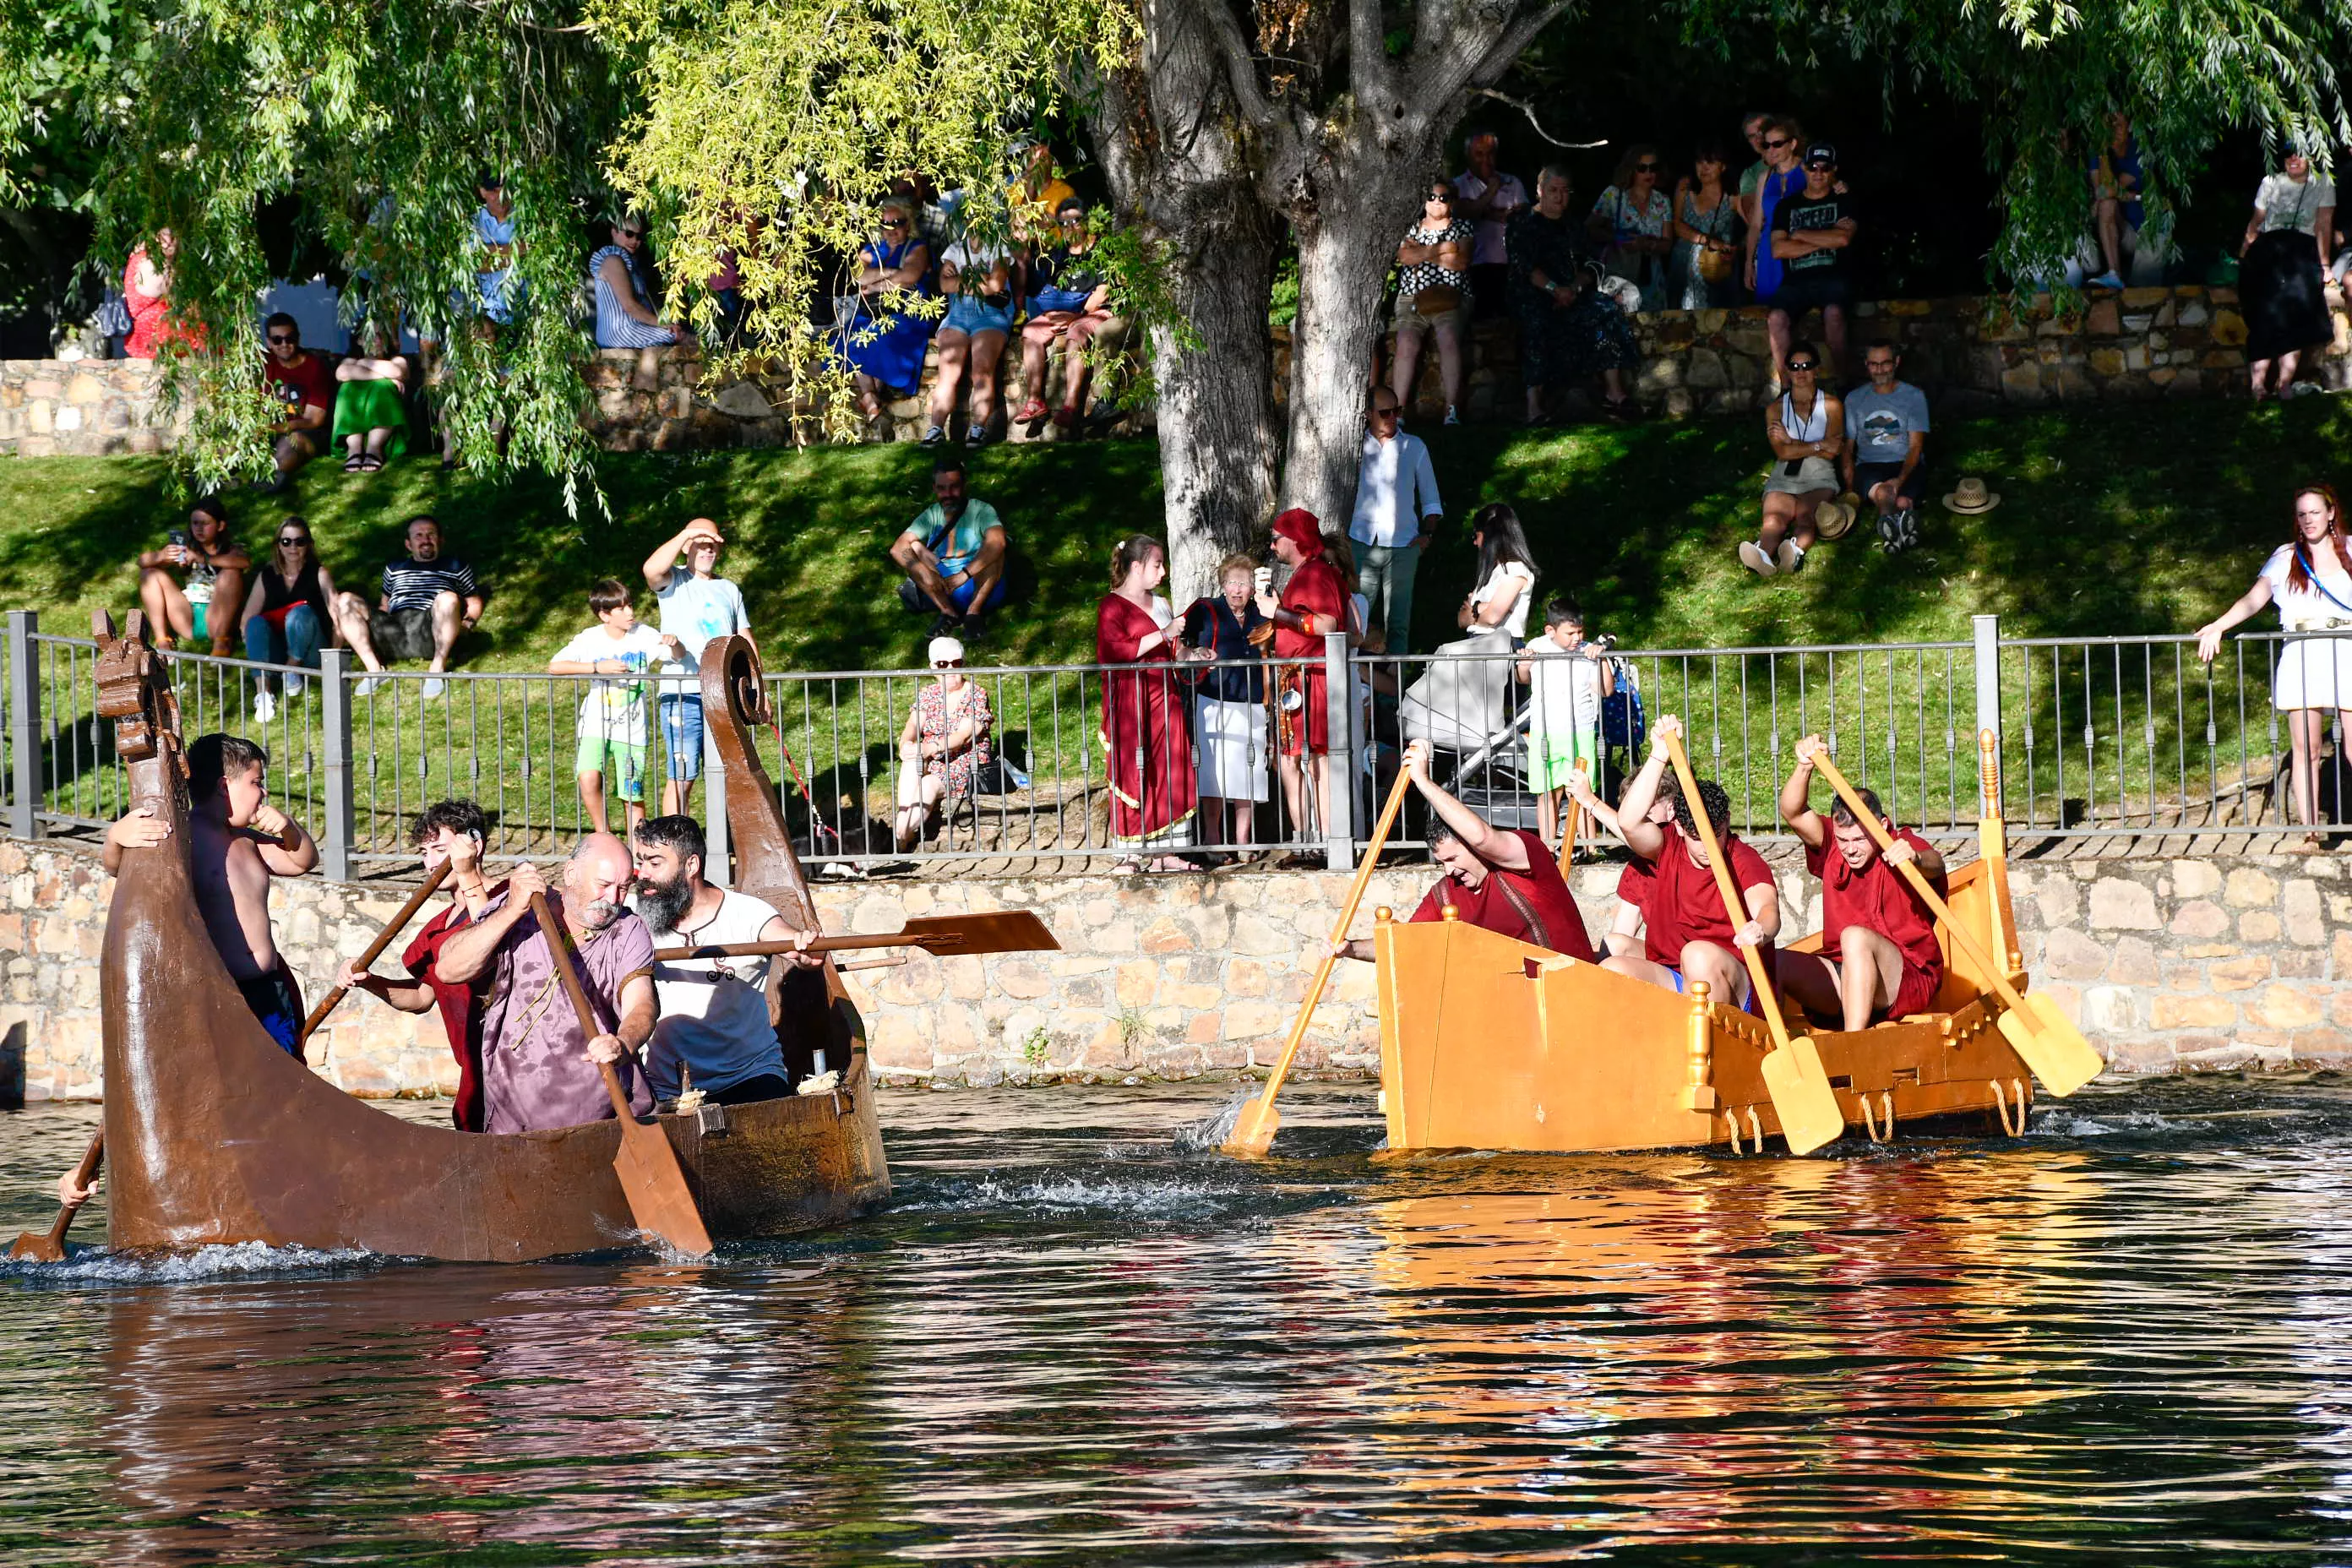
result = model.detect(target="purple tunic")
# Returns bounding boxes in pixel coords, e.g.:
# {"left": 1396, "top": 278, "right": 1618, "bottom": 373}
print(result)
{"left": 476, "top": 892, "right": 656, "bottom": 1134}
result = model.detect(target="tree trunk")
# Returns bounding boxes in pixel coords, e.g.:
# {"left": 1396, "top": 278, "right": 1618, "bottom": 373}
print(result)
{"left": 1279, "top": 159, "right": 1427, "bottom": 528}
{"left": 1089, "top": 3, "right": 1283, "bottom": 605}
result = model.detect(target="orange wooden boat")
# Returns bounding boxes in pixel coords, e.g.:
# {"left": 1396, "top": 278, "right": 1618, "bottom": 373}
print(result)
{"left": 93, "top": 619, "right": 890, "bottom": 1260}
{"left": 1372, "top": 743, "right": 2081, "bottom": 1156}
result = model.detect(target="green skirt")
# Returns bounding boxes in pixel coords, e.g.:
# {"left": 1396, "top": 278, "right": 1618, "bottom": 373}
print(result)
{"left": 330, "top": 378, "right": 410, "bottom": 456}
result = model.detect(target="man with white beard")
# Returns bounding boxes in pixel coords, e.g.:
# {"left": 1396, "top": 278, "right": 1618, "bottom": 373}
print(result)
{"left": 434, "top": 832, "right": 657, "bottom": 1133}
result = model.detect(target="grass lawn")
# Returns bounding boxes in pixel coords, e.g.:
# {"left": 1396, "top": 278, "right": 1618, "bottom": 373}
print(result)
{"left": 2, "top": 394, "right": 2336, "bottom": 853}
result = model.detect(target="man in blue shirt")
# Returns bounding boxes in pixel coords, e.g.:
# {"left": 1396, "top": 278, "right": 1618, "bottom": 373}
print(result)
{"left": 891, "top": 455, "right": 1010, "bottom": 638}
{"left": 1843, "top": 340, "right": 1930, "bottom": 552}
{"left": 1348, "top": 389, "right": 1444, "bottom": 655}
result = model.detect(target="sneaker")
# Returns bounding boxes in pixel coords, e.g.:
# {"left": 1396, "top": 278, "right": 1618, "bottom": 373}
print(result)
{"left": 1876, "top": 511, "right": 1902, "bottom": 549}
{"left": 1738, "top": 541, "right": 1778, "bottom": 577}
{"left": 352, "top": 675, "right": 384, "bottom": 699}
{"left": 1896, "top": 506, "right": 1921, "bottom": 549}
{"left": 928, "top": 613, "right": 962, "bottom": 639}
{"left": 1443, "top": 405, "right": 1462, "bottom": 427}
{"left": 922, "top": 424, "right": 947, "bottom": 446}
{"left": 421, "top": 677, "right": 446, "bottom": 700}
{"left": 253, "top": 689, "right": 277, "bottom": 724}
{"left": 2088, "top": 270, "right": 2126, "bottom": 291}
{"left": 1778, "top": 540, "right": 1805, "bottom": 574}
{"left": 283, "top": 671, "right": 307, "bottom": 700}
{"left": 960, "top": 612, "right": 987, "bottom": 641}
{"left": 965, "top": 422, "right": 990, "bottom": 448}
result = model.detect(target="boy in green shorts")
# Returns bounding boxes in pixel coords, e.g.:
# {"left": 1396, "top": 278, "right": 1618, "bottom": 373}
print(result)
{"left": 1516, "top": 597, "right": 1614, "bottom": 850}
{"left": 550, "top": 578, "right": 678, "bottom": 837}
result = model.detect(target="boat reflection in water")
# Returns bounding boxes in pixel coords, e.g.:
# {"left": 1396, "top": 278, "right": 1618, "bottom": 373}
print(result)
{"left": 1363, "top": 1150, "right": 2108, "bottom": 1547}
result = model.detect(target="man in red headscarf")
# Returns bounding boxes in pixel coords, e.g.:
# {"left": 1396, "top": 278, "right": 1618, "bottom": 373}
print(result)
{"left": 1255, "top": 506, "right": 1349, "bottom": 843}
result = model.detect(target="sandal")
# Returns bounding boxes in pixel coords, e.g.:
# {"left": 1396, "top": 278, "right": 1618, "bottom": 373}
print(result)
{"left": 359, "top": 453, "right": 384, "bottom": 473}
{"left": 1013, "top": 399, "right": 1050, "bottom": 425}
{"left": 342, "top": 453, "right": 366, "bottom": 472}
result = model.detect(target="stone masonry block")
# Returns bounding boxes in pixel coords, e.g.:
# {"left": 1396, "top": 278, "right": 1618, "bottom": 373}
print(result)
{"left": 2153, "top": 994, "right": 2235, "bottom": 1029}
{"left": 2088, "top": 878, "right": 2160, "bottom": 929}
{"left": 2286, "top": 879, "right": 2326, "bottom": 945}
{"left": 2225, "top": 868, "right": 2278, "bottom": 907}
{"left": 2170, "top": 901, "right": 2229, "bottom": 939}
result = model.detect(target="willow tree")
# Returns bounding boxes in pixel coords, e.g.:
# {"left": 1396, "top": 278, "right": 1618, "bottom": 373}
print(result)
{"left": 0, "top": 0, "right": 634, "bottom": 497}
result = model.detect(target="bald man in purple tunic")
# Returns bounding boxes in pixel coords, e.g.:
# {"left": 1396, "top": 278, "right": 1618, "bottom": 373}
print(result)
{"left": 435, "top": 832, "right": 657, "bottom": 1133}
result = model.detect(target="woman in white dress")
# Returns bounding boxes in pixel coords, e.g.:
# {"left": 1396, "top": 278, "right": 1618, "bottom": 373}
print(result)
{"left": 2197, "top": 484, "right": 2352, "bottom": 847}
{"left": 1179, "top": 556, "right": 1271, "bottom": 857}
{"left": 1457, "top": 503, "right": 1539, "bottom": 644}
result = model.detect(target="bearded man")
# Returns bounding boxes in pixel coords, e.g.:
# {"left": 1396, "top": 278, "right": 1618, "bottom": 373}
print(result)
{"left": 434, "top": 831, "right": 656, "bottom": 1133}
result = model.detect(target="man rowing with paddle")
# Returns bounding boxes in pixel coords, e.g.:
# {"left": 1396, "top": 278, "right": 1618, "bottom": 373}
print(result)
{"left": 1334, "top": 739, "right": 1595, "bottom": 961}
{"left": 1565, "top": 765, "right": 1679, "bottom": 960}
{"left": 434, "top": 832, "right": 656, "bottom": 1133}
{"left": 1603, "top": 715, "right": 1780, "bottom": 1009}
{"left": 631, "top": 814, "right": 818, "bottom": 1107}
{"left": 332, "top": 799, "right": 506, "bottom": 1130}
{"left": 1776, "top": 733, "right": 1947, "bottom": 1031}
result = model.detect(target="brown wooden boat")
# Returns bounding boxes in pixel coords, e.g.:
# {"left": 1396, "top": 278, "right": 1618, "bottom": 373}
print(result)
{"left": 95, "top": 621, "right": 890, "bottom": 1260}
{"left": 1373, "top": 748, "right": 2078, "bottom": 1156}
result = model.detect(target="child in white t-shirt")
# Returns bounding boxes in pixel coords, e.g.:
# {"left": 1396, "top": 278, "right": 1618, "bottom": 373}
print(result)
{"left": 1516, "top": 597, "right": 1614, "bottom": 848}
{"left": 549, "top": 577, "right": 678, "bottom": 836}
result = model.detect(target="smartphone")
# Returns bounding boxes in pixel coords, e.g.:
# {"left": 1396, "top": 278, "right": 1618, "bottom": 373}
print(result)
{"left": 1254, "top": 566, "right": 1273, "bottom": 595}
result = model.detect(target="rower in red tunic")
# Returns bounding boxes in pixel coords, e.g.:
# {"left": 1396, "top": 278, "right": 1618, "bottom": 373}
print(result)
{"left": 1335, "top": 739, "right": 1596, "bottom": 962}
{"left": 1602, "top": 715, "right": 1781, "bottom": 1011}
{"left": 1775, "top": 732, "right": 1948, "bottom": 1032}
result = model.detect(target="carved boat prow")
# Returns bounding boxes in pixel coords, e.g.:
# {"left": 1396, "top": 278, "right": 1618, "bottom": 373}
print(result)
{"left": 97, "top": 618, "right": 890, "bottom": 1260}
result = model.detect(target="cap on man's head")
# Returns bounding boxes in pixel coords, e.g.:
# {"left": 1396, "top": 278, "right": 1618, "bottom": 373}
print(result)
{"left": 1270, "top": 508, "right": 1324, "bottom": 555}
{"left": 1804, "top": 142, "right": 1838, "bottom": 167}
{"left": 476, "top": 170, "right": 504, "bottom": 190}
{"left": 928, "top": 635, "right": 965, "bottom": 666}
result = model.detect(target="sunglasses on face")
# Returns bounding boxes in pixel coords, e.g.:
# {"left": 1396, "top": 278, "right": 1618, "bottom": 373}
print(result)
{"left": 1805, "top": 160, "right": 1835, "bottom": 172}
{"left": 278, "top": 534, "right": 310, "bottom": 546}
{"left": 1634, "top": 161, "right": 1662, "bottom": 172}
{"left": 1372, "top": 406, "right": 1401, "bottom": 418}
{"left": 618, "top": 229, "right": 645, "bottom": 240}
{"left": 934, "top": 659, "right": 963, "bottom": 669}
{"left": 1763, "top": 137, "right": 1793, "bottom": 149}
{"left": 267, "top": 333, "right": 297, "bottom": 346}
{"left": 880, "top": 219, "right": 907, "bottom": 229}
{"left": 1786, "top": 359, "right": 1818, "bottom": 372}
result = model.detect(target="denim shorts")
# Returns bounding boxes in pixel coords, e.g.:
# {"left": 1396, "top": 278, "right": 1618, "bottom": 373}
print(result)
{"left": 659, "top": 693, "right": 704, "bottom": 781}
{"left": 944, "top": 296, "right": 1015, "bottom": 337}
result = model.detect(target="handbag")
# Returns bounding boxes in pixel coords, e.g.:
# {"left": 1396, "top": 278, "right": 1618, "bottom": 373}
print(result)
{"left": 1411, "top": 283, "right": 1463, "bottom": 318}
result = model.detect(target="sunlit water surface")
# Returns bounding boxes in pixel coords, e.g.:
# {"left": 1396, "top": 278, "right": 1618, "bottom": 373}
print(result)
{"left": 5, "top": 1078, "right": 2352, "bottom": 1565}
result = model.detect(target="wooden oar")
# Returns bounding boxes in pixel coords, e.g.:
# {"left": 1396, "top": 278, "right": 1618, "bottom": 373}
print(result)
{"left": 1808, "top": 749, "right": 2104, "bottom": 1097}
{"left": 299, "top": 861, "right": 453, "bottom": 1043}
{"left": 1659, "top": 729, "right": 1844, "bottom": 1156}
{"left": 1224, "top": 763, "right": 1417, "bottom": 1158}
{"left": 9, "top": 1130, "right": 102, "bottom": 1262}
{"left": 652, "top": 910, "right": 1057, "bottom": 963}
{"left": 531, "top": 892, "right": 714, "bottom": 1257}
{"left": 1556, "top": 758, "right": 1587, "bottom": 877}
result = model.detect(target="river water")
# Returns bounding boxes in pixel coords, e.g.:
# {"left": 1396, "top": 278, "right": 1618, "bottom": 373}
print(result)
{"left": 4, "top": 1077, "right": 2352, "bottom": 1564}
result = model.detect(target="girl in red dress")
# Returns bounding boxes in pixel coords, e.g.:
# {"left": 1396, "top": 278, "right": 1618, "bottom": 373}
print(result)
{"left": 1097, "top": 535, "right": 1204, "bottom": 871}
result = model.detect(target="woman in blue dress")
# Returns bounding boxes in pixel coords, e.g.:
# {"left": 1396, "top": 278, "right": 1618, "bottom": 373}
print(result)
{"left": 846, "top": 198, "right": 936, "bottom": 424}
{"left": 588, "top": 214, "right": 684, "bottom": 349}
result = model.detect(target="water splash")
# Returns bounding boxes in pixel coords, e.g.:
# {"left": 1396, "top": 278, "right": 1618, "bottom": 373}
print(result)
{"left": 898, "top": 1171, "right": 1260, "bottom": 1221}
{"left": 1, "top": 1239, "right": 384, "bottom": 1284}
{"left": 1170, "top": 1093, "right": 1253, "bottom": 1152}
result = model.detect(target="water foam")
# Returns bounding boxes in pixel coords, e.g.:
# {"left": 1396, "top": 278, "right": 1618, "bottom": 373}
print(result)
{"left": 1170, "top": 1094, "right": 1253, "bottom": 1152}
{"left": 2, "top": 1239, "right": 383, "bottom": 1284}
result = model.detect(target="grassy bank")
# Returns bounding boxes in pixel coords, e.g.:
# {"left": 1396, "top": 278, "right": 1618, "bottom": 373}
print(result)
{"left": 3, "top": 393, "right": 2343, "bottom": 673}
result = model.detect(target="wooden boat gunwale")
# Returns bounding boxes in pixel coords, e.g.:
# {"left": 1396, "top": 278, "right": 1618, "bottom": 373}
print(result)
{"left": 96, "top": 623, "right": 890, "bottom": 1261}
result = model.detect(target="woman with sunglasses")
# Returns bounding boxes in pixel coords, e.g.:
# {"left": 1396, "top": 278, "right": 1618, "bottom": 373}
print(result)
{"left": 237, "top": 517, "right": 340, "bottom": 721}
{"left": 1015, "top": 198, "right": 1124, "bottom": 434}
{"left": 1740, "top": 342, "right": 1844, "bottom": 578}
{"left": 1391, "top": 178, "right": 1476, "bottom": 425}
{"left": 589, "top": 211, "right": 685, "bottom": 350}
{"left": 892, "top": 634, "right": 995, "bottom": 852}
{"left": 846, "top": 196, "right": 937, "bottom": 427}
{"left": 1589, "top": 145, "right": 1674, "bottom": 311}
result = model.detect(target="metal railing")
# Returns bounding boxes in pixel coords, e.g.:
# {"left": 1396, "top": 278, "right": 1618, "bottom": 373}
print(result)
{"left": 3, "top": 611, "right": 2339, "bottom": 880}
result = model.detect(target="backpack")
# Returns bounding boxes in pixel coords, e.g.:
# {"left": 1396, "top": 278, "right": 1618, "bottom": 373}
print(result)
{"left": 1600, "top": 656, "right": 1645, "bottom": 754}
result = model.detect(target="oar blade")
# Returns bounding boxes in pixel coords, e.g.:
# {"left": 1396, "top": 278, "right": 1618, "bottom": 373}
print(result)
{"left": 901, "top": 911, "right": 1061, "bottom": 956}
{"left": 1998, "top": 995, "right": 2105, "bottom": 1098}
{"left": 1222, "top": 1100, "right": 1281, "bottom": 1159}
{"left": 1760, "top": 1035, "right": 1845, "bottom": 1155}
{"left": 6, "top": 1230, "right": 64, "bottom": 1263}
{"left": 612, "top": 1119, "right": 715, "bottom": 1256}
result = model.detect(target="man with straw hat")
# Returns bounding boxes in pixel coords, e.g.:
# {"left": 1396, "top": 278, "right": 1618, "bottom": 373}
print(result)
{"left": 1944, "top": 476, "right": 2001, "bottom": 515}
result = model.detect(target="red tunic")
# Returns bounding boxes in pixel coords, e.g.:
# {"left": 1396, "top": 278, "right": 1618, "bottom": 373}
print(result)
{"left": 402, "top": 882, "right": 505, "bottom": 1133}
{"left": 1642, "top": 825, "right": 1776, "bottom": 968}
{"left": 1095, "top": 593, "right": 1196, "bottom": 848}
{"left": 1410, "top": 828, "right": 1598, "bottom": 961}
{"left": 1274, "top": 556, "right": 1347, "bottom": 756}
{"left": 1806, "top": 828, "right": 1945, "bottom": 981}
{"left": 1615, "top": 857, "right": 1657, "bottom": 913}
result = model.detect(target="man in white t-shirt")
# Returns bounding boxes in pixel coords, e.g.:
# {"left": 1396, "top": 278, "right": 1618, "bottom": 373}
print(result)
{"left": 632, "top": 814, "right": 819, "bottom": 1105}
{"left": 640, "top": 518, "right": 755, "bottom": 818}
{"left": 1451, "top": 130, "right": 1527, "bottom": 318}
{"left": 549, "top": 578, "right": 678, "bottom": 838}
{"left": 1516, "top": 597, "right": 1614, "bottom": 849}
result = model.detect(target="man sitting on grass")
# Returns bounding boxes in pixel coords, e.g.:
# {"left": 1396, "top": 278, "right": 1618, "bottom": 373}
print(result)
{"left": 334, "top": 514, "right": 484, "bottom": 699}
{"left": 890, "top": 454, "right": 1009, "bottom": 639}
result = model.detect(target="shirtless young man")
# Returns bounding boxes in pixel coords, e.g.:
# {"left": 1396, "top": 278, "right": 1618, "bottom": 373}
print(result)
{"left": 104, "top": 732, "right": 318, "bottom": 1053}
{"left": 1601, "top": 715, "right": 1780, "bottom": 1010}
{"left": 1775, "top": 733, "right": 1948, "bottom": 1032}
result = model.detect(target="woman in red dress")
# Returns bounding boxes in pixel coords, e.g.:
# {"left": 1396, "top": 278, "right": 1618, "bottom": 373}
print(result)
{"left": 1097, "top": 534, "right": 1203, "bottom": 872}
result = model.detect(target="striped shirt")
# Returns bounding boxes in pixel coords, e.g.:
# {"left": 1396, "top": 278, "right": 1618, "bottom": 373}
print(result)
{"left": 381, "top": 557, "right": 479, "bottom": 612}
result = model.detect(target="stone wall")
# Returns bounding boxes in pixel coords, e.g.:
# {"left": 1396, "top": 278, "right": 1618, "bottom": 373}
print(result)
{"left": 9, "top": 834, "right": 2352, "bottom": 1101}
{"left": 10, "top": 281, "right": 2346, "bottom": 460}
{"left": 0, "top": 359, "right": 182, "bottom": 457}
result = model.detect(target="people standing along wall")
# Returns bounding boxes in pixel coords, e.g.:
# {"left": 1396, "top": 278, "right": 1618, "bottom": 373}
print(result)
{"left": 1097, "top": 535, "right": 1201, "bottom": 874}
{"left": 2196, "top": 484, "right": 2352, "bottom": 851}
